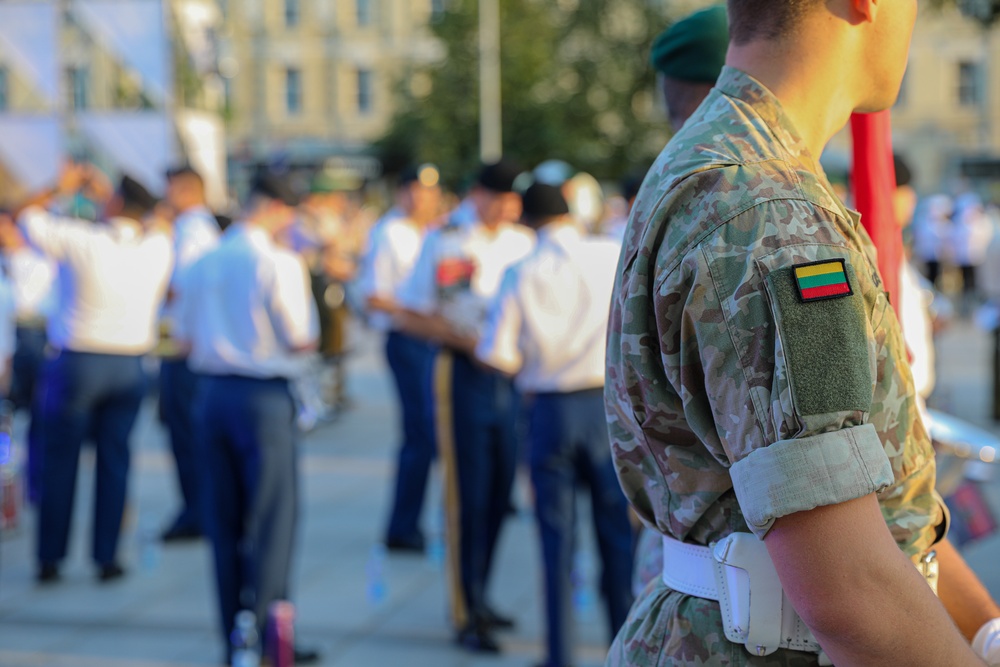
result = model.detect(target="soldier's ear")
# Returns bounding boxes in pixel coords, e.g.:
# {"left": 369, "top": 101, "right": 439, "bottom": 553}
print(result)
{"left": 850, "top": 0, "right": 878, "bottom": 23}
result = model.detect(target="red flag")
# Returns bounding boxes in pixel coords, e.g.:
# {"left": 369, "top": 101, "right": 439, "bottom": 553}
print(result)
{"left": 850, "top": 110, "right": 902, "bottom": 319}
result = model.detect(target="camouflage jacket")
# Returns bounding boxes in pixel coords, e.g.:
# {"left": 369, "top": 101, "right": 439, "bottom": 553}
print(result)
{"left": 605, "top": 67, "right": 944, "bottom": 666}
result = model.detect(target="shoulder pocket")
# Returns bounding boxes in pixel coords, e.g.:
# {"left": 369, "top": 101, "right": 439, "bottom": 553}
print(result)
{"left": 762, "top": 261, "right": 873, "bottom": 417}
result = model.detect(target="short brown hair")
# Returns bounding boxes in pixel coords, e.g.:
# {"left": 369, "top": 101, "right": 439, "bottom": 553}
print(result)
{"left": 727, "top": 0, "right": 815, "bottom": 45}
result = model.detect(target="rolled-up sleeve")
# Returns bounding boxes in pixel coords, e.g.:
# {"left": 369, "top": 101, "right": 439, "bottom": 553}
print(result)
{"left": 397, "top": 230, "right": 439, "bottom": 314}
{"left": 476, "top": 267, "right": 523, "bottom": 375}
{"left": 730, "top": 424, "right": 893, "bottom": 535}
{"left": 18, "top": 206, "right": 94, "bottom": 261}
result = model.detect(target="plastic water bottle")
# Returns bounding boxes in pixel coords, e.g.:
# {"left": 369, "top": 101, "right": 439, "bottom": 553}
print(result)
{"left": 266, "top": 601, "right": 295, "bottom": 667}
{"left": 426, "top": 508, "right": 445, "bottom": 570}
{"left": 231, "top": 610, "right": 260, "bottom": 667}
{"left": 366, "top": 543, "right": 388, "bottom": 607}
{"left": 138, "top": 525, "right": 161, "bottom": 572}
{"left": 572, "top": 549, "right": 597, "bottom": 621}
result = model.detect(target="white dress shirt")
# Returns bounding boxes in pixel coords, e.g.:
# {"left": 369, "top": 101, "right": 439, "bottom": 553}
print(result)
{"left": 18, "top": 207, "right": 173, "bottom": 355}
{"left": 2, "top": 247, "right": 57, "bottom": 323}
{"left": 172, "top": 205, "right": 220, "bottom": 281}
{"left": 398, "top": 220, "right": 535, "bottom": 337}
{"left": 476, "top": 223, "right": 620, "bottom": 393}
{"left": 357, "top": 214, "right": 426, "bottom": 332}
{"left": 0, "top": 275, "right": 16, "bottom": 366}
{"left": 178, "top": 223, "right": 319, "bottom": 380}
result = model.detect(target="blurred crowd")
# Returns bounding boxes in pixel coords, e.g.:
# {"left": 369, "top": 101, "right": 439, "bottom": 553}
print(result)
{"left": 0, "top": 151, "right": 651, "bottom": 666}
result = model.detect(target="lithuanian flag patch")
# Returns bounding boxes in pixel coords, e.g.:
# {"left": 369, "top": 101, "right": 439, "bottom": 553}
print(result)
{"left": 792, "top": 259, "right": 853, "bottom": 302}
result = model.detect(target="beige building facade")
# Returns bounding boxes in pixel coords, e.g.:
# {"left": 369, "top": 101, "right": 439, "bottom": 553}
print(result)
{"left": 217, "top": 0, "right": 443, "bottom": 167}
{"left": 820, "top": 6, "right": 1000, "bottom": 196}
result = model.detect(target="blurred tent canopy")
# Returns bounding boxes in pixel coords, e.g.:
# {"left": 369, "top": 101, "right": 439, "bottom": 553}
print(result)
{"left": 375, "top": 0, "right": 677, "bottom": 189}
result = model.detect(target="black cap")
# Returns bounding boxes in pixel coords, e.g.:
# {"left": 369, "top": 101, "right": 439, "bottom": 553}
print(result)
{"left": 399, "top": 163, "right": 441, "bottom": 187}
{"left": 621, "top": 173, "right": 644, "bottom": 202}
{"left": 250, "top": 170, "right": 299, "bottom": 207}
{"left": 477, "top": 159, "right": 522, "bottom": 193}
{"left": 165, "top": 164, "right": 203, "bottom": 181}
{"left": 521, "top": 183, "right": 569, "bottom": 220}
{"left": 118, "top": 175, "right": 158, "bottom": 214}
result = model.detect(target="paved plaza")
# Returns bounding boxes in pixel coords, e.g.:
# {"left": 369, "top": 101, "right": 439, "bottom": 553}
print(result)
{"left": 0, "top": 319, "right": 998, "bottom": 666}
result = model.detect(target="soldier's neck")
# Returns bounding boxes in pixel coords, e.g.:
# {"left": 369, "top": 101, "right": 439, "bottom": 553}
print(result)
{"left": 727, "top": 37, "right": 857, "bottom": 168}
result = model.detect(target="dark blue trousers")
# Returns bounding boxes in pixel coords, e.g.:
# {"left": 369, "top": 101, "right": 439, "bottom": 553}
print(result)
{"left": 195, "top": 375, "right": 298, "bottom": 649}
{"left": 383, "top": 331, "right": 436, "bottom": 544}
{"left": 159, "top": 358, "right": 203, "bottom": 532}
{"left": 439, "top": 351, "right": 518, "bottom": 629}
{"left": 36, "top": 351, "right": 146, "bottom": 566}
{"left": 11, "top": 326, "right": 47, "bottom": 504}
{"left": 529, "top": 389, "right": 635, "bottom": 667}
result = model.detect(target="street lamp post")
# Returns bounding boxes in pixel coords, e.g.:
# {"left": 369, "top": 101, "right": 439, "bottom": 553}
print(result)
{"left": 478, "top": 0, "right": 502, "bottom": 163}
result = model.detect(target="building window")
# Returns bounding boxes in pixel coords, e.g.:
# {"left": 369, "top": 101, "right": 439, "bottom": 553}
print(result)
{"left": 958, "top": 61, "right": 981, "bottom": 107}
{"left": 431, "top": 0, "right": 446, "bottom": 17}
{"left": 68, "top": 67, "right": 89, "bottom": 110}
{"left": 0, "top": 67, "right": 8, "bottom": 112}
{"left": 357, "top": 68, "right": 373, "bottom": 114}
{"left": 284, "top": 0, "right": 300, "bottom": 27}
{"left": 357, "top": 0, "right": 372, "bottom": 26}
{"left": 286, "top": 67, "right": 302, "bottom": 115}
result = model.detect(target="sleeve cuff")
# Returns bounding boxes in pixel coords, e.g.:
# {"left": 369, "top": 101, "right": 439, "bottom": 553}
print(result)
{"left": 730, "top": 423, "right": 893, "bottom": 537}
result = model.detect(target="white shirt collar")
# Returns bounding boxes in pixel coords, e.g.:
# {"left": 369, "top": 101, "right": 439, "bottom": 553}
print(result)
{"left": 537, "top": 221, "right": 582, "bottom": 248}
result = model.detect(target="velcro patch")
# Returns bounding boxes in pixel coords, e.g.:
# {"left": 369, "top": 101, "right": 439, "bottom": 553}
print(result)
{"left": 793, "top": 259, "right": 853, "bottom": 302}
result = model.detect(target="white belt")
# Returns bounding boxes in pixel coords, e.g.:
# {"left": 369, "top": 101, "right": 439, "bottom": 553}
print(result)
{"left": 661, "top": 534, "right": 821, "bottom": 657}
{"left": 662, "top": 534, "right": 940, "bottom": 659}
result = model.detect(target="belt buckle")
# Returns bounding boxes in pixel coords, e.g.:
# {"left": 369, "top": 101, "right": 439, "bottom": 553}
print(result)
{"left": 920, "top": 550, "right": 939, "bottom": 596}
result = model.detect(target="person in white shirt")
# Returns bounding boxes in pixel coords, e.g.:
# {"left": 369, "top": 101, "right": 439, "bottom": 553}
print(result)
{"left": 175, "top": 171, "right": 320, "bottom": 665}
{"left": 159, "top": 165, "right": 220, "bottom": 543}
{"left": 0, "top": 272, "right": 16, "bottom": 398}
{"left": 11, "top": 164, "right": 173, "bottom": 584}
{"left": 396, "top": 159, "right": 534, "bottom": 654}
{"left": 951, "top": 192, "right": 994, "bottom": 314}
{"left": 476, "top": 183, "right": 634, "bottom": 667}
{"left": 0, "top": 209, "right": 57, "bottom": 504}
{"left": 359, "top": 164, "right": 442, "bottom": 553}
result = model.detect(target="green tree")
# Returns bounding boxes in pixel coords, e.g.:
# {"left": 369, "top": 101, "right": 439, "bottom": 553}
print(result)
{"left": 375, "top": 0, "right": 672, "bottom": 188}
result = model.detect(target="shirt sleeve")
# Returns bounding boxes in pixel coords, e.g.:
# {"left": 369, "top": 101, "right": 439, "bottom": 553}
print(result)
{"left": 268, "top": 251, "right": 319, "bottom": 350}
{"left": 0, "top": 280, "right": 15, "bottom": 364}
{"left": 476, "top": 266, "right": 524, "bottom": 375}
{"left": 668, "top": 205, "right": 894, "bottom": 538}
{"left": 396, "top": 229, "right": 439, "bottom": 314}
{"left": 17, "top": 206, "right": 95, "bottom": 261}
{"left": 357, "top": 223, "right": 395, "bottom": 301}
{"left": 174, "top": 217, "right": 219, "bottom": 280}
{"left": 172, "top": 258, "right": 198, "bottom": 344}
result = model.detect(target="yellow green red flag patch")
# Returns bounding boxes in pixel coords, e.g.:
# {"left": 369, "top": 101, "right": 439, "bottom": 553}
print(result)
{"left": 793, "top": 259, "right": 853, "bottom": 302}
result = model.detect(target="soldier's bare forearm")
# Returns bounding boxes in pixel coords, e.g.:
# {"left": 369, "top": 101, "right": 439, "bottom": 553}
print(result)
{"left": 765, "top": 494, "right": 985, "bottom": 666}
{"left": 936, "top": 537, "right": 1000, "bottom": 640}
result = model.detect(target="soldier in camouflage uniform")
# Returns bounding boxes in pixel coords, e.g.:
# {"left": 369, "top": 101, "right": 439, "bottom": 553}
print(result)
{"left": 606, "top": 1, "right": 1000, "bottom": 665}
{"left": 630, "top": 3, "right": 732, "bottom": 599}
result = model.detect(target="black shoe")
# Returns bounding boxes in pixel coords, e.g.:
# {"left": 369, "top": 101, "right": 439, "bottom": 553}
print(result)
{"left": 36, "top": 563, "right": 60, "bottom": 584}
{"left": 456, "top": 624, "right": 501, "bottom": 654}
{"left": 98, "top": 562, "right": 126, "bottom": 582}
{"left": 385, "top": 535, "right": 425, "bottom": 554}
{"left": 293, "top": 645, "right": 321, "bottom": 664}
{"left": 161, "top": 523, "right": 203, "bottom": 543}
{"left": 481, "top": 607, "right": 516, "bottom": 630}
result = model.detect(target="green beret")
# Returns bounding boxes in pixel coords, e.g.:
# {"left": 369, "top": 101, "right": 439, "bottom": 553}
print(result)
{"left": 650, "top": 5, "right": 729, "bottom": 84}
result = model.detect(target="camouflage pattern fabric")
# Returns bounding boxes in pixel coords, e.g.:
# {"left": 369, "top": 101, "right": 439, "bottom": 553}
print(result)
{"left": 605, "top": 66, "right": 944, "bottom": 666}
